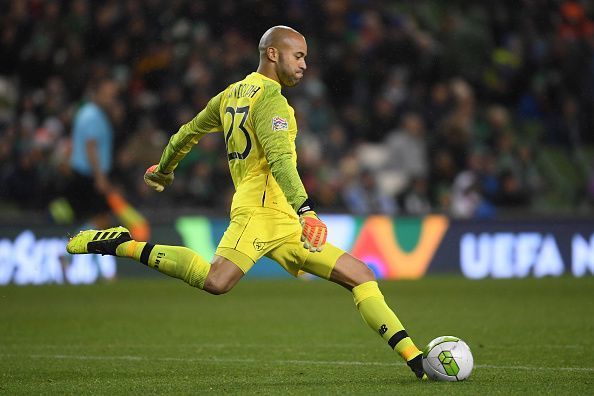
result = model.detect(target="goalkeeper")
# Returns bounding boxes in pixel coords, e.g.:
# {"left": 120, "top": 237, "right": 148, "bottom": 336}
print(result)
{"left": 67, "top": 26, "right": 425, "bottom": 379}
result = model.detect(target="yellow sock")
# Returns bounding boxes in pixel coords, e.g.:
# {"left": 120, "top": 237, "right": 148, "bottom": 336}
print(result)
{"left": 116, "top": 241, "right": 210, "bottom": 289}
{"left": 352, "top": 281, "right": 421, "bottom": 362}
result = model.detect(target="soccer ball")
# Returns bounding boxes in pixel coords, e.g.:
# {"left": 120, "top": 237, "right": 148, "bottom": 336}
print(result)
{"left": 422, "top": 336, "right": 474, "bottom": 381}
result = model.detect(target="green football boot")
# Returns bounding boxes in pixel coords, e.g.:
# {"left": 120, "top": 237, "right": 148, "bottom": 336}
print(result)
{"left": 67, "top": 226, "right": 131, "bottom": 256}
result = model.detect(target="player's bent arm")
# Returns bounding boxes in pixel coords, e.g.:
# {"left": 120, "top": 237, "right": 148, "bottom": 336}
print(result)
{"left": 157, "top": 91, "right": 224, "bottom": 174}
{"left": 252, "top": 89, "right": 308, "bottom": 212}
{"left": 267, "top": 153, "right": 309, "bottom": 210}
{"left": 258, "top": 127, "right": 327, "bottom": 252}
{"left": 252, "top": 87, "right": 327, "bottom": 252}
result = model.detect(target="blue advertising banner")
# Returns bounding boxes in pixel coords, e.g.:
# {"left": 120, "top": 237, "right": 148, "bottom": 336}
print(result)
{"left": 0, "top": 215, "right": 592, "bottom": 285}
{"left": 429, "top": 219, "right": 594, "bottom": 279}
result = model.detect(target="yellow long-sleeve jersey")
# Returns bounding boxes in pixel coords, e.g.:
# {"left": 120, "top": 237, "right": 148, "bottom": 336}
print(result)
{"left": 156, "top": 72, "right": 308, "bottom": 217}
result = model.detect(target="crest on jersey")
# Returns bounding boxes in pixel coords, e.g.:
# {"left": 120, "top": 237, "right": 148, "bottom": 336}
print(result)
{"left": 271, "top": 116, "right": 289, "bottom": 132}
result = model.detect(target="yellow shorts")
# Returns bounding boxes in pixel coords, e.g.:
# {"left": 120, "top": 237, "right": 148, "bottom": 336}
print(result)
{"left": 215, "top": 206, "right": 344, "bottom": 278}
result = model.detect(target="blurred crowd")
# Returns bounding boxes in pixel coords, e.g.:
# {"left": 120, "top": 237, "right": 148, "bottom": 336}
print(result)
{"left": 1, "top": 0, "right": 594, "bottom": 219}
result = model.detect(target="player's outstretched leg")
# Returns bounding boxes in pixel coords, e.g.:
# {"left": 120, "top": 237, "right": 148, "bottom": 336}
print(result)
{"left": 327, "top": 252, "right": 426, "bottom": 379}
{"left": 352, "top": 280, "right": 425, "bottom": 379}
{"left": 67, "top": 226, "right": 211, "bottom": 290}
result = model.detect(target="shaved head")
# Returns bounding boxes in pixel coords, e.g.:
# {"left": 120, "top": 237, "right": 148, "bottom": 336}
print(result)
{"left": 258, "top": 25, "right": 304, "bottom": 57}
{"left": 257, "top": 25, "right": 307, "bottom": 87}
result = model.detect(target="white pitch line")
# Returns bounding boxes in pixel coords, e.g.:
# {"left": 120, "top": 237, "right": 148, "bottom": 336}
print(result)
{"left": 477, "top": 363, "right": 594, "bottom": 372}
{"left": 2, "top": 354, "right": 593, "bottom": 373}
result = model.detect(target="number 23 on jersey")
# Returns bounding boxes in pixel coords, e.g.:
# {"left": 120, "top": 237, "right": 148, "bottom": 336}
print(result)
{"left": 224, "top": 106, "right": 252, "bottom": 161}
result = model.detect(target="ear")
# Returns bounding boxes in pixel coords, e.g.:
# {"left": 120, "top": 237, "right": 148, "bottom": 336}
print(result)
{"left": 266, "top": 47, "right": 278, "bottom": 62}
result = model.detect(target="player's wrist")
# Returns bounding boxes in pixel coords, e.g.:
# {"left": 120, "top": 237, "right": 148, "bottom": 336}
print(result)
{"left": 297, "top": 198, "right": 316, "bottom": 217}
{"left": 301, "top": 211, "right": 319, "bottom": 221}
{"left": 147, "top": 164, "right": 169, "bottom": 176}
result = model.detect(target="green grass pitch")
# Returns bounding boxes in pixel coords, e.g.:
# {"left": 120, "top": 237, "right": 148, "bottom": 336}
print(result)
{"left": 1, "top": 276, "right": 593, "bottom": 395}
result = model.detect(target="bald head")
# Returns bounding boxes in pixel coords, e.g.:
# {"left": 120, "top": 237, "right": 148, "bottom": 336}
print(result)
{"left": 257, "top": 26, "right": 307, "bottom": 87}
{"left": 258, "top": 26, "right": 304, "bottom": 57}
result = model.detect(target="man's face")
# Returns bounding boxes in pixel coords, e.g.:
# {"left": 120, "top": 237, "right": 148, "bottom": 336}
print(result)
{"left": 276, "top": 35, "right": 307, "bottom": 87}
{"left": 96, "top": 81, "right": 120, "bottom": 111}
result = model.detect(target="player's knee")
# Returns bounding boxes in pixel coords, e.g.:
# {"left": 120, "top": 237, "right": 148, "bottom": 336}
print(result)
{"left": 352, "top": 259, "right": 376, "bottom": 285}
{"left": 203, "top": 256, "right": 244, "bottom": 295}
{"left": 331, "top": 254, "right": 376, "bottom": 289}
{"left": 203, "top": 271, "right": 237, "bottom": 295}
{"left": 203, "top": 277, "right": 235, "bottom": 295}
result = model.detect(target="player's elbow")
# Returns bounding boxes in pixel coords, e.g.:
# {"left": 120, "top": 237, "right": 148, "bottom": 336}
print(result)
{"left": 267, "top": 152, "right": 292, "bottom": 169}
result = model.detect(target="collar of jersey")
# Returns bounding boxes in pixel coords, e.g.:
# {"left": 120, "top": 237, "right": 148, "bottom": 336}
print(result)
{"left": 252, "top": 72, "right": 281, "bottom": 88}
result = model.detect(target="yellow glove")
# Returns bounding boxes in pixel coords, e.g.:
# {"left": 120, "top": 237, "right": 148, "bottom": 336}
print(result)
{"left": 144, "top": 164, "right": 174, "bottom": 192}
{"left": 299, "top": 211, "right": 327, "bottom": 252}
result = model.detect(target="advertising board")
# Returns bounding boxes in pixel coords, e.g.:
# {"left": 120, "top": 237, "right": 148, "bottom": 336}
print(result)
{"left": 0, "top": 215, "right": 592, "bottom": 285}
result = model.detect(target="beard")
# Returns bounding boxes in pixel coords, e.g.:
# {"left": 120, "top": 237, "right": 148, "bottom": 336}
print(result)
{"left": 282, "top": 76, "right": 300, "bottom": 87}
{"left": 278, "top": 55, "right": 302, "bottom": 87}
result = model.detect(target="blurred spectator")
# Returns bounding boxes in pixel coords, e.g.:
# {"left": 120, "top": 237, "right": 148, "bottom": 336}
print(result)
{"left": 401, "top": 177, "right": 432, "bottom": 216}
{"left": 428, "top": 149, "right": 457, "bottom": 212}
{"left": 424, "top": 82, "right": 453, "bottom": 132}
{"left": 493, "top": 169, "right": 531, "bottom": 208}
{"left": 450, "top": 148, "right": 497, "bottom": 219}
{"left": 384, "top": 112, "right": 428, "bottom": 191}
{"left": 58, "top": 76, "right": 151, "bottom": 240}
{"left": 115, "top": 116, "right": 169, "bottom": 203}
{"left": 342, "top": 168, "right": 397, "bottom": 216}
{"left": 450, "top": 170, "right": 496, "bottom": 219}
{"left": 64, "top": 77, "right": 119, "bottom": 229}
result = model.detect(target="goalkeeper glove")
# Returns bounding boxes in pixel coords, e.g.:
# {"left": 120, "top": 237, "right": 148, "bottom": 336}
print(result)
{"left": 299, "top": 210, "right": 327, "bottom": 252}
{"left": 144, "top": 164, "right": 174, "bottom": 192}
